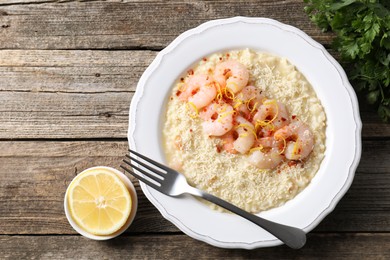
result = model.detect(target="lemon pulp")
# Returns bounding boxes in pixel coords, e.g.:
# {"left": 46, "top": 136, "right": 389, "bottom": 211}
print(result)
{"left": 68, "top": 168, "right": 132, "bottom": 236}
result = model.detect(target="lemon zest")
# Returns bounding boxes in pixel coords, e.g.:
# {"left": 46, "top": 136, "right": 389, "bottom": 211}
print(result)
{"left": 262, "top": 99, "right": 279, "bottom": 123}
{"left": 275, "top": 135, "right": 287, "bottom": 155}
{"left": 235, "top": 123, "right": 253, "bottom": 130}
{"left": 214, "top": 82, "right": 224, "bottom": 101}
{"left": 235, "top": 123, "right": 257, "bottom": 139}
{"left": 292, "top": 138, "right": 300, "bottom": 155}
{"left": 233, "top": 99, "right": 243, "bottom": 109}
{"left": 224, "top": 87, "right": 235, "bottom": 100}
{"left": 248, "top": 101, "right": 259, "bottom": 113}
{"left": 249, "top": 146, "right": 264, "bottom": 153}
{"left": 245, "top": 96, "right": 257, "bottom": 112}
{"left": 255, "top": 120, "right": 275, "bottom": 132}
{"left": 215, "top": 81, "right": 222, "bottom": 92}
{"left": 216, "top": 110, "right": 235, "bottom": 123}
{"left": 216, "top": 92, "right": 223, "bottom": 101}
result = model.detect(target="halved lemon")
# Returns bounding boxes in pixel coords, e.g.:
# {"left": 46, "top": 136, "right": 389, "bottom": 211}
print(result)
{"left": 67, "top": 167, "right": 132, "bottom": 236}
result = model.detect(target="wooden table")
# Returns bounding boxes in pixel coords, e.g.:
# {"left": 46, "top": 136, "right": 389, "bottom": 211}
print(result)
{"left": 1, "top": 1, "right": 389, "bottom": 259}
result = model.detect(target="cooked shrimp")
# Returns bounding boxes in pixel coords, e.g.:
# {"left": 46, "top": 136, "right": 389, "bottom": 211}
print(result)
{"left": 249, "top": 136, "right": 284, "bottom": 169}
{"left": 274, "top": 120, "right": 314, "bottom": 160}
{"left": 214, "top": 60, "right": 249, "bottom": 93}
{"left": 199, "top": 101, "right": 234, "bottom": 136}
{"left": 221, "top": 131, "right": 237, "bottom": 154}
{"left": 221, "top": 116, "right": 256, "bottom": 154}
{"left": 256, "top": 136, "right": 283, "bottom": 150}
{"left": 234, "top": 85, "right": 265, "bottom": 117}
{"left": 178, "top": 74, "right": 217, "bottom": 109}
{"left": 253, "top": 99, "right": 290, "bottom": 136}
{"left": 232, "top": 116, "right": 256, "bottom": 154}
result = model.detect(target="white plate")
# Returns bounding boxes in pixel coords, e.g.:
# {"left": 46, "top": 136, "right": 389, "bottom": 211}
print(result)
{"left": 128, "top": 17, "right": 362, "bottom": 249}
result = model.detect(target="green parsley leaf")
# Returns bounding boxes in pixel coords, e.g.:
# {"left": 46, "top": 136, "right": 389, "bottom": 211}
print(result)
{"left": 305, "top": 0, "right": 390, "bottom": 122}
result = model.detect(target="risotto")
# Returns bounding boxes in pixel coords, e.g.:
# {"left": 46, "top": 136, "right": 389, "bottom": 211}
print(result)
{"left": 162, "top": 49, "right": 326, "bottom": 213}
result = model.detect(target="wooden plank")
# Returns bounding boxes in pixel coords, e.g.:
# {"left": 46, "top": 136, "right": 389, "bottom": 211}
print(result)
{"left": 1, "top": 234, "right": 389, "bottom": 259}
{"left": 0, "top": 92, "right": 132, "bottom": 139}
{"left": 0, "top": 140, "right": 389, "bottom": 234}
{"left": 0, "top": 1, "right": 334, "bottom": 50}
{"left": 0, "top": 50, "right": 156, "bottom": 92}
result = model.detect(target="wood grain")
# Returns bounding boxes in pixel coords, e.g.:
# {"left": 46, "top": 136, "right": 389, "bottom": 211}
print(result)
{"left": 0, "top": 92, "right": 132, "bottom": 139}
{"left": 0, "top": 140, "right": 388, "bottom": 234}
{"left": 0, "top": 0, "right": 334, "bottom": 50}
{"left": 0, "top": 50, "right": 156, "bottom": 92}
{"left": 1, "top": 234, "right": 389, "bottom": 259}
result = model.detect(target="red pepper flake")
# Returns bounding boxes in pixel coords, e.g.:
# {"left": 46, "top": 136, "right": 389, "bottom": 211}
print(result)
{"left": 189, "top": 129, "right": 193, "bottom": 133}
{"left": 176, "top": 90, "right": 182, "bottom": 96}
{"left": 281, "top": 117, "right": 286, "bottom": 122}
{"left": 202, "top": 57, "right": 207, "bottom": 62}
{"left": 292, "top": 115, "right": 296, "bottom": 120}
{"left": 216, "top": 145, "right": 222, "bottom": 153}
{"left": 211, "top": 113, "right": 218, "bottom": 120}
{"left": 188, "top": 69, "right": 194, "bottom": 75}
{"left": 219, "top": 57, "right": 223, "bottom": 61}
{"left": 288, "top": 161, "right": 297, "bottom": 167}
{"left": 226, "top": 53, "right": 230, "bottom": 57}
{"left": 180, "top": 77, "right": 184, "bottom": 82}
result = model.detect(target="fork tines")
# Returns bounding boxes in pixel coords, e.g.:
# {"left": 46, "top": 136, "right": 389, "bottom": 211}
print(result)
{"left": 120, "top": 149, "right": 166, "bottom": 189}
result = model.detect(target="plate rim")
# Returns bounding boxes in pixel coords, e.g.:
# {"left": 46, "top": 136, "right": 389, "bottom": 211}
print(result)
{"left": 128, "top": 16, "right": 362, "bottom": 249}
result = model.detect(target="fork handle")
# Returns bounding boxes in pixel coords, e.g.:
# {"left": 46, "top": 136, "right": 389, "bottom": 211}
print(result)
{"left": 186, "top": 186, "right": 306, "bottom": 249}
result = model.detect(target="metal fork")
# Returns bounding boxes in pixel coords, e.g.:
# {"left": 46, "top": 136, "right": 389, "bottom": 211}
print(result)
{"left": 121, "top": 149, "right": 306, "bottom": 249}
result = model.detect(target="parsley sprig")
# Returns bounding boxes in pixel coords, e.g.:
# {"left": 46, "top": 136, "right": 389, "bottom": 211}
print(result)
{"left": 304, "top": 0, "right": 390, "bottom": 122}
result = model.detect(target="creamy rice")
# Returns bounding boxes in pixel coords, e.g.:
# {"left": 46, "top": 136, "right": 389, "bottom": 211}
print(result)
{"left": 162, "top": 49, "right": 326, "bottom": 213}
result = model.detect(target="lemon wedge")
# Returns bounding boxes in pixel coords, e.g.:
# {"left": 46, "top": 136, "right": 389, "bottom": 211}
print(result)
{"left": 67, "top": 168, "right": 132, "bottom": 236}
